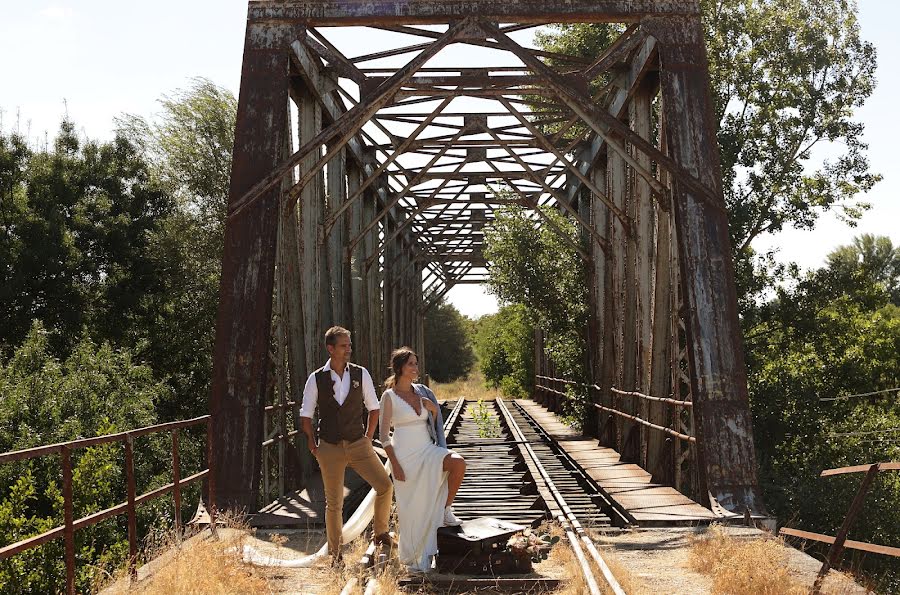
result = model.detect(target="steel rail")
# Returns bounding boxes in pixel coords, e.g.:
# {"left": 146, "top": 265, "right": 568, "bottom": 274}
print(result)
{"left": 511, "top": 401, "right": 632, "bottom": 528}
{"left": 495, "top": 397, "right": 626, "bottom": 595}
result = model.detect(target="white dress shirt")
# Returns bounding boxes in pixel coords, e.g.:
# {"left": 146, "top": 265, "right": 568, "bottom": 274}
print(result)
{"left": 299, "top": 358, "right": 380, "bottom": 418}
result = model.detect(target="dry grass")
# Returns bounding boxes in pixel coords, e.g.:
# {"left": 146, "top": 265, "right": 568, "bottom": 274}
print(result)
{"left": 429, "top": 371, "right": 504, "bottom": 402}
{"left": 101, "top": 525, "right": 272, "bottom": 595}
{"left": 371, "top": 547, "right": 407, "bottom": 595}
{"left": 312, "top": 534, "right": 376, "bottom": 595}
{"left": 688, "top": 524, "right": 812, "bottom": 595}
{"left": 596, "top": 549, "right": 648, "bottom": 595}
{"left": 540, "top": 522, "right": 646, "bottom": 595}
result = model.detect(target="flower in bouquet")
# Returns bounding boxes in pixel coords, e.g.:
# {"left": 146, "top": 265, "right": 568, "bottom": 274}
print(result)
{"left": 506, "top": 529, "right": 560, "bottom": 562}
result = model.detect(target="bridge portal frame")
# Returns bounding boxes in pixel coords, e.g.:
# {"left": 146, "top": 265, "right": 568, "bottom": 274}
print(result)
{"left": 210, "top": 0, "right": 765, "bottom": 518}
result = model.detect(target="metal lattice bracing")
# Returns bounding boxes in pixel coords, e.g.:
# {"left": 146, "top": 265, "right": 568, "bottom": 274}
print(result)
{"left": 210, "top": 0, "right": 765, "bottom": 519}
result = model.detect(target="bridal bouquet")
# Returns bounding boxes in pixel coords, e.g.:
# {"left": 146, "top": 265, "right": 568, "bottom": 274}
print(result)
{"left": 506, "top": 528, "right": 560, "bottom": 563}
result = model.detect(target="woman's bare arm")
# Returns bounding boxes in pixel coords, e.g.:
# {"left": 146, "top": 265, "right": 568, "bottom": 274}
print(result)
{"left": 379, "top": 391, "right": 405, "bottom": 481}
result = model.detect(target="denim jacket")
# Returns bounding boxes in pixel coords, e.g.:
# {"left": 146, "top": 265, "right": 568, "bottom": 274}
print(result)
{"left": 412, "top": 383, "right": 447, "bottom": 448}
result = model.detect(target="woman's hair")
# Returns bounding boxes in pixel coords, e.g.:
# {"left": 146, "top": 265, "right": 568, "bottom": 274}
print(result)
{"left": 384, "top": 346, "right": 417, "bottom": 388}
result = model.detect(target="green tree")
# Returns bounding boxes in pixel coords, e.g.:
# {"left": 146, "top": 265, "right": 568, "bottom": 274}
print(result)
{"left": 473, "top": 304, "right": 535, "bottom": 398}
{"left": 117, "top": 77, "right": 236, "bottom": 261}
{"left": 0, "top": 80, "right": 236, "bottom": 589}
{"left": 115, "top": 78, "right": 236, "bottom": 420}
{"left": 825, "top": 234, "right": 900, "bottom": 306}
{"left": 535, "top": 0, "right": 879, "bottom": 308}
{"left": 0, "top": 120, "right": 175, "bottom": 355}
{"left": 424, "top": 300, "right": 475, "bottom": 383}
{"left": 0, "top": 322, "right": 174, "bottom": 594}
{"left": 746, "top": 237, "right": 900, "bottom": 590}
{"left": 482, "top": 204, "right": 588, "bottom": 417}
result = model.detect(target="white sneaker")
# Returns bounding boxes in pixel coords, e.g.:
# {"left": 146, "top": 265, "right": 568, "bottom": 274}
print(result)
{"left": 442, "top": 506, "right": 462, "bottom": 526}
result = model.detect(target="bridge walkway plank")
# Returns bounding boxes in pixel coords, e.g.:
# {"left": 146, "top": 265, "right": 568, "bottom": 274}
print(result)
{"left": 515, "top": 399, "right": 719, "bottom": 525}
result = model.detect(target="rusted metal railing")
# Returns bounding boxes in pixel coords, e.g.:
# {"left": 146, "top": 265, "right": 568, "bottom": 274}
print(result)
{"left": 535, "top": 374, "right": 695, "bottom": 443}
{"left": 0, "top": 416, "right": 214, "bottom": 595}
{"left": 262, "top": 397, "right": 299, "bottom": 500}
{"left": 778, "top": 461, "right": 900, "bottom": 594}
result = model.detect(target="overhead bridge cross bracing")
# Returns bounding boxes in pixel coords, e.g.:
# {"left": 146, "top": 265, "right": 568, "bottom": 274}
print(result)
{"left": 210, "top": 0, "right": 765, "bottom": 524}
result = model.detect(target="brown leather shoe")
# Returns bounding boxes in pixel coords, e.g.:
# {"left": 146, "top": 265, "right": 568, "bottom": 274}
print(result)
{"left": 374, "top": 532, "right": 394, "bottom": 548}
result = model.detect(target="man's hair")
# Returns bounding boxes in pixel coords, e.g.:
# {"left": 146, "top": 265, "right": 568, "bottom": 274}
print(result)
{"left": 325, "top": 326, "right": 351, "bottom": 346}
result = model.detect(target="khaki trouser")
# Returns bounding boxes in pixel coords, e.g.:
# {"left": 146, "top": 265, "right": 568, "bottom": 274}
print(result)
{"left": 316, "top": 436, "right": 393, "bottom": 556}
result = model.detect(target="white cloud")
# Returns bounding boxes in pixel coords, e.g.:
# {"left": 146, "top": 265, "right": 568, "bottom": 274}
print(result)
{"left": 39, "top": 5, "right": 74, "bottom": 20}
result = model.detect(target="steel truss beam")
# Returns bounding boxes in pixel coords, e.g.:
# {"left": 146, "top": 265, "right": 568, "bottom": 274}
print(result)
{"left": 248, "top": 1, "right": 701, "bottom": 26}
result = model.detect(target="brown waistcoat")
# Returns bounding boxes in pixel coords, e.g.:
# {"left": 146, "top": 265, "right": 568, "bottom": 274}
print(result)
{"left": 316, "top": 363, "right": 365, "bottom": 444}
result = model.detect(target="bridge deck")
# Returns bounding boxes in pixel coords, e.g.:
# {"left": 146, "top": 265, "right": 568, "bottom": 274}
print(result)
{"left": 515, "top": 399, "right": 719, "bottom": 525}
{"left": 250, "top": 468, "right": 369, "bottom": 528}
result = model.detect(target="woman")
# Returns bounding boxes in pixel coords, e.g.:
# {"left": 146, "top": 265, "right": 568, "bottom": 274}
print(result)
{"left": 379, "top": 347, "right": 467, "bottom": 573}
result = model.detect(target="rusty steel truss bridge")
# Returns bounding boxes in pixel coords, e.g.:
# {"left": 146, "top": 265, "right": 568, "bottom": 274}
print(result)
{"left": 209, "top": 0, "right": 765, "bottom": 523}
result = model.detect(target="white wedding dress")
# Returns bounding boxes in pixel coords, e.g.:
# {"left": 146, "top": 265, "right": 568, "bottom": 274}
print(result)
{"left": 380, "top": 389, "right": 450, "bottom": 572}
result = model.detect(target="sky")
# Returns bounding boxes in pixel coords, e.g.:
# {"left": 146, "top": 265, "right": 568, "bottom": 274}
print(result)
{"left": 1, "top": 1, "right": 897, "bottom": 319}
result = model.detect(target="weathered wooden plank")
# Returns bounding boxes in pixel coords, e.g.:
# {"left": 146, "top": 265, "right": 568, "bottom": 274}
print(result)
{"left": 642, "top": 14, "right": 764, "bottom": 515}
{"left": 648, "top": 107, "right": 674, "bottom": 484}
{"left": 298, "top": 87, "right": 325, "bottom": 374}
{"left": 278, "top": 124, "right": 315, "bottom": 490}
{"left": 397, "top": 242, "right": 409, "bottom": 348}
{"left": 608, "top": 148, "right": 628, "bottom": 453}
{"left": 631, "top": 82, "right": 655, "bottom": 470}
{"left": 362, "top": 186, "right": 382, "bottom": 376}
{"left": 326, "top": 145, "right": 347, "bottom": 325}
{"left": 210, "top": 20, "right": 301, "bottom": 511}
{"left": 414, "top": 261, "right": 425, "bottom": 371}
{"left": 588, "top": 158, "right": 609, "bottom": 438}
{"left": 621, "top": 132, "right": 638, "bottom": 462}
{"left": 383, "top": 219, "right": 397, "bottom": 365}
{"left": 248, "top": 0, "right": 701, "bottom": 26}
{"left": 346, "top": 164, "right": 365, "bottom": 367}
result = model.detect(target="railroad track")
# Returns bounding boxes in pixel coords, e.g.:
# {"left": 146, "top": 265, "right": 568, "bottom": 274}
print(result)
{"left": 441, "top": 398, "right": 628, "bottom": 531}
{"left": 506, "top": 400, "right": 631, "bottom": 529}
{"left": 445, "top": 399, "right": 546, "bottom": 527}
{"left": 497, "top": 398, "right": 626, "bottom": 594}
{"left": 341, "top": 397, "right": 629, "bottom": 593}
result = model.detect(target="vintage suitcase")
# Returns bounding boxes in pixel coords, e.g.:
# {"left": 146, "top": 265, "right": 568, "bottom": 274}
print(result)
{"left": 435, "top": 550, "right": 532, "bottom": 575}
{"left": 437, "top": 517, "right": 526, "bottom": 555}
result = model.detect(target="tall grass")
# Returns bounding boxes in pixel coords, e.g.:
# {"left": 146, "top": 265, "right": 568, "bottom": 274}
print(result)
{"left": 99, "top": 526, "right": 270, "bottom": 594}
{"left": 98, "top": 525, "right": 380, "bottom": 595}
{"left": 688, "top": 524, "right": 854, "bottom": 595}
{"left": 429, "top": 370, "right": 504, "bottom": 402}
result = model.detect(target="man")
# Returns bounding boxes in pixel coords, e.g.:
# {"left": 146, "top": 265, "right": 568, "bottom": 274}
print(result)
{"left": 299, "top": 326, "right": 393, "bottom": 563}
